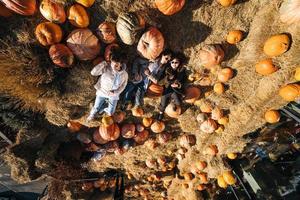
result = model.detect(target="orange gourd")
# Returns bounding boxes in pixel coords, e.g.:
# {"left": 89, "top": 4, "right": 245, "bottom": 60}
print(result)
{"left": 150, "top": 121, "right": 165, "bottom": 133}
{"left": 137, "top": 27, "right": 165, "bottom": 60}
{"left": 255, "top": 59, "right": 278, "bottom": 75}
{"left": 104, "top": 43, "right": 119, "bottom": 62}
{"left": 217, "top": 0, "right": 237, "bottom": 7}
{"left": 196, "top": 184, "right": 206, "bottom": 191}
{"left": 184, "top": 86, "right": 201, "bottom": 104}
{"left": 35, "top": 22, "right": 62, "bottom": 46}
{"left": 199, "top": 44, "right": 224, "bottom": 69}
{"left": 99, "top": 123, "right": 120, "bottom": 141}
{"left": 226, "top": 30, "right": 243, "bottom": 44}
{"left": 0, "top": 3, "right": 13, "bottom": 17}
{"left": 218, "top": 116, "right": 229, "bottom": 125}
{"left": 280, "top": 0, "right": 300, "bottom": 24}
{"left": 75, "top": 0, "right": 95, "bottom": 7}
{"left": 165, "top": 103, "right": 181, "bottom": 118}
{"left": 217, "top": 67, "right": 233, "bottom": 82}
{"left": 97, "top": 22, "right": 116, "bottom": 44}
{"left": 147, "top": 83, "right": 164, "bottom": 97}
{"left": 2, "top": 0, "right": 36, "bottom": 15}
{"left": 68, "top": 4, "right": 89, "bottom": 28}
{"left": 279, "top": 84, "right": 300, "bottom": 101}
{"left": 40, "top": 0, "right": 66, "bottom": 23}
{"left": 214, "top": 82, "right": 225, "bottom": 94}
{"left": 49, "top": 44, "right": 74, "bottom": 68}
{"left": 154, "top": 0, "right": 185, "bottom": 15}
{"left": 223, "top": 171, "right": 236, "bottom": 185}
{"left": 142, "top": 117, "right": 153, "bottom": 127}
{"left": 263, "top": 34, "right": 290, "bottom": 57}
{"left": 264, "top": 110, "right": 280, "bottom": 123}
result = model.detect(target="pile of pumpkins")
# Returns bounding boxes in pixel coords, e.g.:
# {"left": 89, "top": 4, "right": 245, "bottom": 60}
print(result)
{"left": 81, "top": 176, "right": 119, "bottom": 193}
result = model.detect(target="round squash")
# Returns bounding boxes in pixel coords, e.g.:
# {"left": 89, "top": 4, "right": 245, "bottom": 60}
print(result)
{"left": 217, "top": 0, "right": 237, "bottom": 7}
{"left": 137, "top": 27, "right": 165, "bottom": 60}
{"left": 214, "top": 82, "right": 225, "bottom": 94}
{"left": 49, "top": 44, "right": 74, "bottom": 68}
{"left": 295, "top": 67, "right": 300, "bottom": 81}
{"left": 280, "top": 0, "right": 300, "bottom": 24}
{"left": 75, "top": 0, "right": 95, "bottom": 7}
{"left": 134, "top": 130, "right": 149, "bottom": 144}
{"left": 116, "top": 12, "right": 145, "bottom": 45}
{"left": 68, "top": 4, "right": 89, "bottom": 28}
{"left": 279, "top": 83, "right": 300, "bottom": 101}
{"left": 67, "top": 29, "right": 101, "bottom": 60}
{"left": 264, "top": 110, "right": 280, "bottom": 123}
{"left": 121, "top": 123, "right": 136, "bottom": 139}
{"left": 223, "top": 171, "right": 236, "bottom": 185}
{"left": 218, "top": 67, "right": 233, "bottom": 82}
{"left": 165, "top": 103, "right": 181, "bottom": 118}
{"left": 150, "top": 121, "right": 165, "bottom": 133}
{"left": 0, "top": 3, "right": 14, "bottom": 17}
{"left": 147, "top": 83, "right": 164, "bottom": 97}
{"left": 226, "top": 30, "right": 243, "bottom": 44}
{"left": 99, "top": 123, "right": 120, "bottom": 141}
{"left": 104, "top": 43, "right": 119, "bottom": 62}
{"left": 263, "top": 34, "right": 290, "bottom": 57}
{"left": 93, "top": 128, "right": 109, "bottom": 144}
{"left": 184, "top": 86, "right": 201, "bottom": 104}
{"left": 2, "top": 0, "right": 36, "bottom": 15}
{"left": 255, "top": 59, "right": 278, "bottom": 75}
{"left": 35, "top": 22, "right": 62, "bottom": 46}
{"left": 227, "top": 153, "right": 237, "bottom": 160}
{"left": 154, "top": 0, "right": 185, "bottom": 15}
{"left": 97, "top": 22, "right": 116, "bottom": 44}
{"left": 142, "top": 117, "right": 153, "bottom": 127}
{"left": 40, "top": 0, "right": 66, "bottom": 23}
{"left": 217, "top": 175, "right": 228, "bottom": 188}
{"left": 199, "top": 44, "right": 224, "bottom": 69}
{"left": 200, "top": 118, "right": 218, "bottom": 134}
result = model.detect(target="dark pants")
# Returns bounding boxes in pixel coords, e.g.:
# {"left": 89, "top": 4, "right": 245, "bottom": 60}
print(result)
{"left": 122, "top": 81, "right": 145, "bottom": 106}
{"left": 159, "top": 87, "right": 181, "bottom": 112}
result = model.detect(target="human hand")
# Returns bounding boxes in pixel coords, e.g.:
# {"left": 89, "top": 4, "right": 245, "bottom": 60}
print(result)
{"left": 144, "top": 69, "right": 150, "bottom": 76}
{"left": 109, "top": 90, "right": 115, "bottom": 95}
{"left": 171, "top": 83, "right": 179, "bottom": 88}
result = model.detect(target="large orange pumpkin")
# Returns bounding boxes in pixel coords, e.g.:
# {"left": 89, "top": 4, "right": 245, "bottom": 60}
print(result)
{"left": 263, "top": 34, "right": 290, "bottom": 57}
{"left": 137, "top": 27, "right": 165, "bottom": 60}
{"left": 165, "top": 103, "right": 181, "bottom": 118}
{"left": 2, "top": 0, "right": 36, "bottom": 16}
{"left": 280, "top": 0, "right": 300, "bottom": 24}
{"left": 150, "top": 121, "right": 165, "bottom": 133}
{"left": 104, "top": 43, "right": 120, "bottom": 62}
{"left": 226, "top": 30, "right": 243, "bottom": 44}
{"left": 97, "top": 22, "right": 117, "bottom": 44}
{"left": 99, "top": 123, "right": 120, "bottom": 141}
{"left": 35, "top": 22, "right": 62, "bottom": 46}
{"left": 217, "top": 0, "right": 237, "bottom": 7}
{"left": 68, "top": 4, "right": 89, "bottom": 28}
{"left": 121, "top": 123, "right": 136, "bottom": 139}
{"left": 147, "top": 83, "right": 164, "bottom": 97}
{"left": 40, "top": 0, "right": 66, "bottom": 23}
{"left": 67, "top": 29, "right": 101, "bottom": 60}
{"left": 155, "top": 0, "right": 185, "bottom": 15}
{"left": 199, "top": 44, "right": 224, "bottom": 69}
{"left": 0, "top": 3, "right": 14, "bottom": 17}
{"left": 75, "top": 0, "right": 95, "bottom": 7}
{"left": 49, "top": 44, "right": 74, "bottom": 68}
{"left": 184, "top": 86, "right": 201, "bottom": 104}
{"left": 255, "top": 59, "right": 278, "bottom": 75}
{"left": 265, "top": 110, "right": 280, "bottom": 124}
{"left": 217, "top": 67, "right": 234, "bottom": 82}
{"left": 93, "top": 128, "right": 109, "bottom": 144}
{"left": 279, "top": 84, "right": 300, "bottom": 101}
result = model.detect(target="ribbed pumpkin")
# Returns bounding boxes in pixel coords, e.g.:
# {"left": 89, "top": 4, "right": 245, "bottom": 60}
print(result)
{"left": 295, "top": 67, "right": 300, "bottom": 81}
{"left": 0, "top": 3, "right": 14, "bottom": 17}
{"left": 97, "top": 22, "right": 116, "bottom": 44}
{"left": 199, "top": 44, "right": 224, "bottom": 69}
{"left": 142, "top": 117, "right": 153, "bottom": 127}
{"left": 217, "top": 175, "right": 228, "bottom": 188}
{"left": 255, "top": 59, "right": 278, "bottom": 75}
{"left": 147, "top": 83, "right": 164, "bottom": 97}
{"left": 227, "top": 153, "right": 237, "bottom": 160}
{"left": 116, "top": 12, "right": 145, "bottom": 45}
{"left": 137, "top": 27, "right": 165, "bottom": 60}
{"left": 121, "top": 123, "right": 136, "bottom": 139}
{"left": 279, "top": 84, "right": 300, "bottom": 101}
{"left": 67, "top": 29, "right": 100, "bottom": 60}
{"left": 217, "top": 0, "right": 237, "bottom": 7}
{"left": 99, "top": 123, "right": 120, "bottom": 141}
{"left": 184, "top": 86, "right": 201, "bottom": 104}
{"left": 68, "top": 4, "right": 89, "bottom": 28}
{"left": 264, "top": 110, "right": 280, "bottom": 123}
{"left": 49, "top": 44, "right": 74, "bottom": 68}
{"left": 200, "top": 118, "right": 218, "bottom": 134}
{"left": 179, "top": 134, "right": 196, "bottom": 148}
{"left": 134, "top": 130, "right": 149, "bottom": 144}
{"left": 2, "top": 0, "right": 36, "bottom": 15}
{"left": 93, "top": 128, "right": 109, "bottom": 144}
{"left": 40, "top": 0, "right": 66, "bottom": 23}
{"left": 67, "top": 120, "right": 82, "bottom": 133}
{"left": 223, "top": 171, "right": 236, "bottom": 185}
{"left": 214, "top": 82, "right": 225, "bottom": 94}
{"left": 35, "top": 22, "right": 62, "bottom": 46}
{"left": 218, "top": 67, "right": 233, "bottom": 82}
{"left": 155, "top": 0, "right": 185, "bottom": 15}
{"left": 165, "top": 103, "right": 181, "bottom": 118}
{"left": 280, "top": 0, "right": 300, "bottom": 24}
{"left": 104, "top": 43, "right": 119, "bottom": 62}
{"left": 150, "top": 121, "right": 165, "bottom": 133}
{"left": 75, "top": 0, "right": 95, "bottom": 7}
{"left": 226, "top": 30, "right": 243, "bottom": 44}
{"left": 263, "top": 34, "right": 290, "bottom": 57}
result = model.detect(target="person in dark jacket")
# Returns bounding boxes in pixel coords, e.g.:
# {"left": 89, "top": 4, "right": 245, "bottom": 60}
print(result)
{"left": 157, "top": 52, "right": 187, "bottom": 121}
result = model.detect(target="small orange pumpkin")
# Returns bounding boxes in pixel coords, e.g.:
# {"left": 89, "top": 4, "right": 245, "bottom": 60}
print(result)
{"left": 2, "top": 0, "right": 36, "bottom": 16}
{"left": 196, "top": 184, "right": 206, "bottom": 191}
{"left": 279, "top": 83, "right": 300, "bottom": 101}
{"left": 0, "top": 3, "right": 13, "bottom": 17}
{"left": 218, "top": 116, "right": 229, "bottom": 125}
{"left": 67, "top": 120, "right": 82, "bottom": 133}
{"left": 49, "top": 44, "right": 74, "bottom": 68}
{"left": 263, "top": 34, "right": 290, "bottom": 57}
{"left": 217, "top": 0, "right": 237, "bottom": 7}
{"left": 200, "top": 118, "right": 218, "bottom": 134}
{"left": 68, "top": 4, "right": 89, "bottom": 28}
{"left": 97, "top": 22, "right": 116, "bottom": 44}
{"left": 199, "top": 44, "right": 224, "bottom": 69}
{"left": 121, "top": 123, "right": 136, "bottom": 139}
{"left": 195, "top": 161, "right": 207, "bottom": 170}
{"left": 134, "top": 130, "right": 149, "bottom": 144}
{"left": 226, "top": 30, "right": 243, "bottom": 44}
{"left": 211, "top": 107, "right": 224, "bottom": 120}
{"left": 205, "top": 144, "right": 218, "bottom": 156}
{"left": 35, "top": 22, "right": 62, "bottom": 46}
{"left": 137, "top": 27, "right": 165, "bottom": 60}
{"left": 132, "top": 106, "right": 144, "bottom": 117}
{"left": 155, "top": 0, "right": 185, "bottom": 15}
{"left": 142, "top": 117, "right": 153, "bottom": 127}
{"left": 165, "top": 103, "right": 182, "bottom": 118}
{"left": 217, "top": 175, "right": 228, "bottom": 188}
{"left": 179, "top": 134, "right": 196, "bottom": 148}
{"left": 40, "top": 0, "right": 66, "bottom": 23}
{"left": 280, "top": 0, "right": 300, "bottom": 24}
{"left": 223, "top": 171, "right": 236, "bottom": 185}
{"left": 75, "top": 0, "right": 95, "bottom": 7}
{"left": 112, "top": 111, "right": 126, "bottom": 123}
{"left": 227, "top": 153, "right": 237, "bottom": 160}
{"left": 93, "top": 128, "right": 109, "bottom": 144}
{"left": 102, "top": 116, "right": 114, "bottom": 126}
{"left": 150, "top": 121, "right": 165, "bottom": 133}
{"left": 158, "top": 132, "right": 172, "bottom": 144}
{"left": 264, "top": 110, "right": 280, "bottom": 123}
{"left": 104, "top": 43, "right": 120, "bottom": 62}
{"left": 217, "top": 67, "right": 234, "bottom": 82}
{"left": 200, "top": 101, "right": 213, "bottom": 113}
{"left": 198, "top": 173, "right": 208, "bottom": 183}
{"left": 294, "top": 67, "right": 300, "bottom": 81}
{"left": 184, "top": 86, "right": 201, "bottom": 104}
{"left": 255, "top": 59, "right": 278, "bottom": 75}
{"left": 214, "top": 82, "right": 225, "bottom": 94}
{"left": 99, "top": 123, "right": 120, "bottom": 141}
{"left": 147, "top": 83, "right": 164, "bottom": 97}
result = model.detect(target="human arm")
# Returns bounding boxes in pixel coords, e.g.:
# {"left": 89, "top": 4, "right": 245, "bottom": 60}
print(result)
{"left": 110, "top": 72, "right": 129, "bottom": 96}
{"left": 91, "top": 61, "right": 108, "bottom": 76}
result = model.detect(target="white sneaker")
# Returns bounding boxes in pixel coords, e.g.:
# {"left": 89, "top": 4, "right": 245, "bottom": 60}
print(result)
{"left": 86, "top": 114, "right": 95, "bottom": 123}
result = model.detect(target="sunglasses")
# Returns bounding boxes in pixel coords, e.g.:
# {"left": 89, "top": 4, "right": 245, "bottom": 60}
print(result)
{"left": 171, "top": 61, "right": 179, "bottom": 64}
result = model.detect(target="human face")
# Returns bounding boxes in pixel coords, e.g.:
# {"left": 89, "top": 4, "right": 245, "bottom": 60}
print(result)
{"left": 160, "top": 54, "right": 172, "bottom": 64}
{"left": 170, "top": 58, "right": 180, "bottom": 69}
{"left": 111, "top": 60, "right": 122, "bottom": 71}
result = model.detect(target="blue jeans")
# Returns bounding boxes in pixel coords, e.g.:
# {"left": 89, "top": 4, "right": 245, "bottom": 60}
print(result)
{"left": 122, "top": 81, "right": 146, "bottom": 106}
{"left": 90, "top": 95, "right": 118, "bottom": 116}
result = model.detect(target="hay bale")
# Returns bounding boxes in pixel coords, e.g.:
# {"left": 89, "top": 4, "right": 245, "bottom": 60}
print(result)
{"left": 178, "top": 107, "right": 200, "bottom": 133}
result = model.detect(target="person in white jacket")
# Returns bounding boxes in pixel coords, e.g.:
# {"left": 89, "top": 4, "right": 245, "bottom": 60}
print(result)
{"left": 87, "top": 48, "right": 128, "bottom": 121}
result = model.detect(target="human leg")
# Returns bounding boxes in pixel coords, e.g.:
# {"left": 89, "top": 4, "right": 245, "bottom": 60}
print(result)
{"left": 87, "top": 95, "right": 106, "bottom": 121}
{"left": 104, "top": 98, "right": 118, "bottom": 116}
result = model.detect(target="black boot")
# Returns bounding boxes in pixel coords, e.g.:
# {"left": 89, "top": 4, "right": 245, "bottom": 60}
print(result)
{"left": 157, "top": 112, "right": 164, "bottom": 121}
